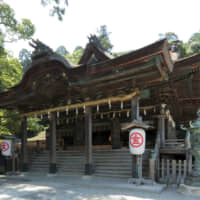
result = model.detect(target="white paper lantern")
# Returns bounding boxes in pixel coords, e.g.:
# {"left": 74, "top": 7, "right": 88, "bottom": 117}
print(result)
{"left": 129, "top": 128, "right": 146, "bottom": 155}
{"left": 1, "top": 140, "right": 12, "bottom": 156}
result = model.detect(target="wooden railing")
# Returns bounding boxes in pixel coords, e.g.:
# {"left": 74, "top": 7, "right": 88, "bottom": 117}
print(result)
{"left": 164, "top": 139, "right": 185, "bottom": 147}
{"left": 156, "top": 158, "right": 193, "bottom": 185}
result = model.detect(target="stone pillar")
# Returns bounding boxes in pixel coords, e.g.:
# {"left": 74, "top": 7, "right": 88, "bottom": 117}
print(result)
{"left": 21, "top": 117, "right": 29, "bottom": 171}
{"left": 111, "top": 119, "right": 121, "bottom": 149}
{"left": 49, "top": 112, "right": 57, "bottom": 173}
{"left": 85, "top": 106, "right": 93, "bottom": 175}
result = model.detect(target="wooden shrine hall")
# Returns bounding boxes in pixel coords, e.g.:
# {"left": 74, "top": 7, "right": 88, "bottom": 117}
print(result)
{"left": 0, "top": 36, "right": 200, "bottom": 180}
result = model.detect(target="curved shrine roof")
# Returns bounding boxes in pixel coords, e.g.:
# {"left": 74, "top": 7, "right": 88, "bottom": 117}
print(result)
{"left": 0, "top": 39, "right": 173, "bottom": 114}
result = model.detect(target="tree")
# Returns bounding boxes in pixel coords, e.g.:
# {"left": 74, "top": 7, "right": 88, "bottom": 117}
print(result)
{"left": 66, "top": 46, "right": 84, "bottom": 64}
{"left": 56, "top": 45, "right": 69, "bottom": 56}
{"left": 41, "top": 0, "right": 68, "bottom": 21}
{"left": 0, "top": 53, "right": 22, "bottom": 91}
{"left": 186, "top": 32, "right": 200, "bottom": 55}
{"left": 159, "top": 32, "right": 179, "bottom": 43}
{"left": 0, "top": 51, "right": 45, "bottom": 137}
{"left": 18, "top": 48, "right": 32, "bottom": 71}
{"left": 159, "top": 32, "right": 187, "bottom": 58}
{"left": 97, "top": 25, "right": 113, "bottom": 52}
{"left": 0, "top": 0, "right": 35, "bottom": 47}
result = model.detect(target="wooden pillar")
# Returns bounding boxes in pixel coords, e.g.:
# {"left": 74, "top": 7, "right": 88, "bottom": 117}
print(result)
{"left": 167, "top": 119, "right": 171, "bottom": 139}
{"left": 73, "top": 121, "right": 84, "bottom": 146}
{"left": 49, "top": 112, "right": 57, "bottom": 173}
{"left": 21, "top": 117, "right": 29, "bottom": 171}
{"left": 85, "top": 106, "right": 93, "bottom": 175}
{"left": 131, "top": 95, "right": 142, "bottom": 179}
{"left": 111, "top": 119, "right": 121, "bottom": 149}
{"left": 131, "top": 96, "right": 140, "bottom": 122}
{"left": 160, "top": 105, "right": 166, "bottom": 147}
{"left": 12, "top": 138, "right": 16, "bottom": 173}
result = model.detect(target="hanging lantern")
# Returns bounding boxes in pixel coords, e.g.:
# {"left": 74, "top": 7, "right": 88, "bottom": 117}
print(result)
{"left": 57, "top": 112, "right": 60, "bottom": 118}
{"left": 97, "top": 104, "right": 99, "bottom": 112}
{"left": 113, "top": 112, "right": 116, "bottom": 119}
{"left": 108, "top": 100, "right": 111, "bottom": 109}
{"left": 166, "top": 109, "right": 170, "bottom": 118}
{"left": 83, "top": 105, "right": 86, "bottom": 113}
{"left": 121, "top": 101, "right": 124, "bottom": 109}
{"left": 144, "top": 109, "right": 146, "bottom": 116}
{"left": 127, "top": 111, "right": 130, "bottom": 118}
{"left": 66, "top": 108, "right": 69, "bottom": 115}
{"left": 172, "top": 120, "right": 175, "bottom": 128}
{"left": 48, "top": 112, "right": 50, "bottom": 119}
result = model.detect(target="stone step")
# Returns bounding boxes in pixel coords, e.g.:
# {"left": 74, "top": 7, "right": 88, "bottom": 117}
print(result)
{"left": 94, "top": 171, "right": 132, "bottom": 177}
{"left": 30, "top": 149, "right": 152, "bottom": 179}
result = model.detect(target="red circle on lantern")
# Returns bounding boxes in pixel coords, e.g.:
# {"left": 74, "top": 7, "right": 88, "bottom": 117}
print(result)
{"left": 1, "top": 142, "right": 9, "bottom": 152}
{"left": 130, "top": 132, "right": 144, "bottom": 148}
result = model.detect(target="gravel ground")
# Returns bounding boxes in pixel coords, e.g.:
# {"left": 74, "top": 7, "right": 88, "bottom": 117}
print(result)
{"left": 0, "top": 174, "right": 199, "bottom": 200}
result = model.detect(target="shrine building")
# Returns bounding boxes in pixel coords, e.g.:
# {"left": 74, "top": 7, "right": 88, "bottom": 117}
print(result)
{"left": 0, "top": 36, "right": 200, "bottom": 180}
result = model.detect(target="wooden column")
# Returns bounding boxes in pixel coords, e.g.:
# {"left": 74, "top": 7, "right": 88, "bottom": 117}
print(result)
{"left": 111, "top": 119, "right": 121, "bottom": 149}
{"left": 131, "top": 96, "right": 140, "bottom": 122}
{"left": 74, "top": 121, "right": 84, "bottom": 146}
{"left": 131, "top": 95, "right": 142, "bottom": 179}
{"left": 160, "top": 105, "right": 166, "bottom": 147}
{"left": 49, "top": 112, "right": 57, "bottom": 173}
{"left": 167, "top": 119, "right": 171, "bottom": 139}
{"left": 85, "top": 106, "right": 93, "bottom": 175}
{"left": 21, "top": 117, "right": 29, "bottom": 171}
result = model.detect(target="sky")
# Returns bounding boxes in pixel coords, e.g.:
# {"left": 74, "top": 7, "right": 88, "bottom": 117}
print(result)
{"left": 5, "top": 0, "right": 200, "bottom": 57}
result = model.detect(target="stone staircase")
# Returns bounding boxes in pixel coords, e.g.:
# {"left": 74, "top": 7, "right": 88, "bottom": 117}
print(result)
{"left": 30, "top": 150, "right": 85, "bottom": 175}
{"left": 93, "top": 149, "right": 151, "bottom": 179}
{"left": 30, "top": 149, "right": 152, "bottom": 178}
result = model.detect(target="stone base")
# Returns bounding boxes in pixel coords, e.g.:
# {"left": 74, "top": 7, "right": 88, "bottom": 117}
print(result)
{"left": 178, "top": 184, "right": 200, "bottom": 197}
{"left": 85, "top": 164, "right": 93, "bottom": 175}
{"left": 21, "top": 163, "right": 29, "bottom": 172}
{"left": 185, "top": 175, "right": 200, "bottom": 186}
{"left": 49, "top": 163, "right": 57, "bottom": 174}
{"left": 128, "top": 178, "right": 156, "bottom": 185}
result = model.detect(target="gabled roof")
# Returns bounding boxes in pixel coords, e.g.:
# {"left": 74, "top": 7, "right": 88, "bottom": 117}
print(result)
{"left": 78, "top": 35, "right": 114, "bottom": 65}
{"left": 174, "top": 53, "right": 200, "bottom": 71}
{"left": 0, "top": 39, "right": 173, "bottom": 114}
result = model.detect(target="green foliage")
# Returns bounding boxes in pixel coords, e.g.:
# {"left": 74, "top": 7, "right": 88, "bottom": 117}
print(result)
{"left": 159, "top": 31, "right": 200, "bottom": 58}
{"left": 41, "top": 0, "right": 68, "bottom": 21}
{"left": 0, "top": 1, "right": 45, "bottom": 137}
{"left": 0, "top": 53, "right": 22, "bottom": 91}
{"left": 18, "top": 48, "right": 32, "bottom": 71}
{"left": 66, "top": 46, "right": 84, "bottom": 64}
{"left": 97, "top": 25, "right": 113, "bottom": 52}
{"left": 56, "top": 45, "right": 69, "bottom": 56}
{"left": 186, "top": 33, "right": 200, "bottom": 55}
{"left": 0, "top": 0, "right": 35, "bottom": 46}
{"left": 159, "top": 32, "right": 179, "bottom": 43}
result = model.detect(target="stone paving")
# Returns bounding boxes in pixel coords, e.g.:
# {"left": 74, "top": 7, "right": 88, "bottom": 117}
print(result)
{"left": 0, "top": 174, "right": 199, "bottom": 200}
